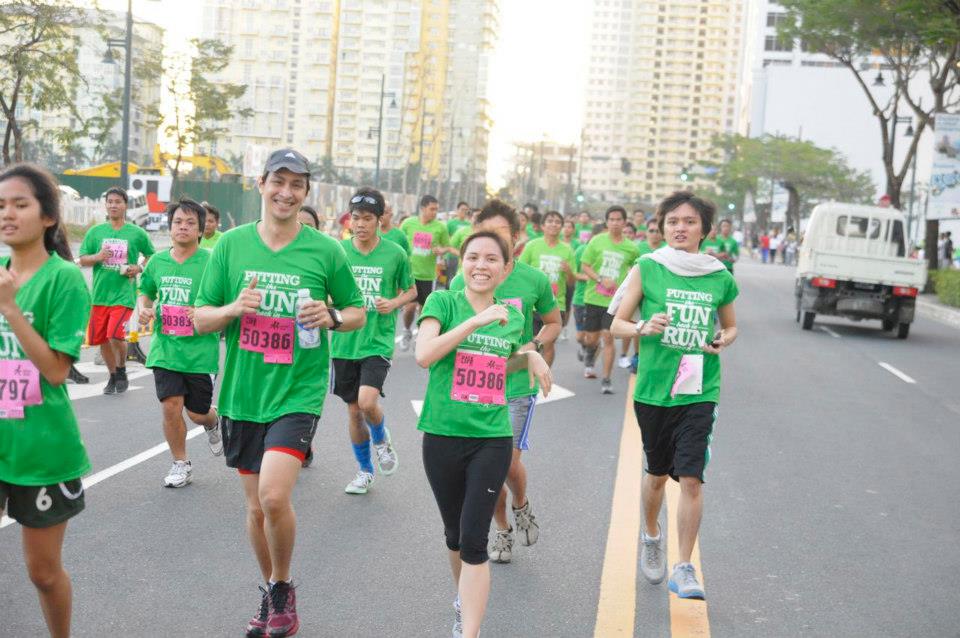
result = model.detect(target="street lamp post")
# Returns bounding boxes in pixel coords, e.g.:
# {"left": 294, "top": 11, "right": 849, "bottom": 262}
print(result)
{"left": 104, "top": 0, "right": 134, "bottom": 188}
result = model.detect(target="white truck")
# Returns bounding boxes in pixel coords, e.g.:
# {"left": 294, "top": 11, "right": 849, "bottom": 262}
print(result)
{"left": 794, "top": 203, "right": 927, "bottom": 339}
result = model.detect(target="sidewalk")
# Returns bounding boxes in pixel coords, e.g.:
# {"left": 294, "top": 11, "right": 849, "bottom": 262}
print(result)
{"left": 916, "top": 293, "right": 960, "bottom": 330}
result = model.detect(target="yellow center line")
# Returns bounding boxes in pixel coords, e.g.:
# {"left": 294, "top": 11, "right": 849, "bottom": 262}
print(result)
{"left": 593, "top": 377, "right": 643, "bottom": 637}
{"left": 594, "top": 376, "right": 712, "bottom": 637}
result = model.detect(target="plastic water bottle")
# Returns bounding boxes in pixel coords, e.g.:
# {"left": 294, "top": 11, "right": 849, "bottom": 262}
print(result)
{"left": 295, "top": 289, "right": 320, "bottom": 349}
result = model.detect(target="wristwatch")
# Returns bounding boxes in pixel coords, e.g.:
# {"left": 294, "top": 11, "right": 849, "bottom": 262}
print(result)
{"left": 634, "top": 319, "right": 646, "bottom": 335}
{"left": 531, "top": 338, "right": 544, "bottom": 354}
{"left": 329, "top": 307, "right": 343, "bottom": 331}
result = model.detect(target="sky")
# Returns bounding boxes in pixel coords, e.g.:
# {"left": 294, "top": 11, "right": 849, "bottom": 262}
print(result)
{"left": 98, "top": 0, "right": 590, "bottom": 190}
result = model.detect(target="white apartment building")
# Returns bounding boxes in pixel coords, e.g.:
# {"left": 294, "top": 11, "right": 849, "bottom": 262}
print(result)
{"left": 580, "top": 0, "right": 744, "bottom": 204}
{"left": 200, "top": 0, "right": 496, "bottom": 201}
{"left": 21, "top": 10, "right": 163, "bottom": 168}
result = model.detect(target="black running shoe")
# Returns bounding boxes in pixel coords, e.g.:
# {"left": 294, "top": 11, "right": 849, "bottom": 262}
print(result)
{"left": 127, "top": 342, "right": 147, "bottom": 364}
{"left": 114, "top": 368, "right": 129, "bottom": 393}
{"left": 67, "top": 365, "right": 89, "bottom": 384}
{"left": 103, "top": 373, "right": 117, "bottom": 395}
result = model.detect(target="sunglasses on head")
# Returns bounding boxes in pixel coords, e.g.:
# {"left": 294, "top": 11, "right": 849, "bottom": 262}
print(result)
{"left": 350, "top": 195, "right": 378, "bottom": 206}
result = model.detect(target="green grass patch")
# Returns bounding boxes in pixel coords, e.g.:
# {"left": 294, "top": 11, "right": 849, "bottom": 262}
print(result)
{"left": 930, "top": 270, "right": 960, "bottom": 308}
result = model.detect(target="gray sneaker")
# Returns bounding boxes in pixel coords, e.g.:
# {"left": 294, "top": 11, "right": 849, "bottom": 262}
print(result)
{"left": 640, "top": 526, "right": 666, "bottom": 584}
{"left": 163, "top": 460, "right": 192, "bottom": 488}
{"left": 512, "top": 500, "right": 540, "bottom": 546}
{"left": 489, "top": 528, "right": 513, "bottom": 563}
{"left": 452, "top": 596, "right": 463, "bottom": 638}
{"left": 668, "top": 562, "right": 705, "bottom": 600}
{"left": 344, "top": 471, "right": 375, "bottom": 495}
{"left": 400, "top": 329, "right": 412, "bottom": 351}
{"left": 204, "top": 417, "right": 223, "bottom": 456}
{"left": 373, "top": 429, "right": 399, "bottom": 475}
{"left": 601, "top": 378, "right": 614, "bottom": 394}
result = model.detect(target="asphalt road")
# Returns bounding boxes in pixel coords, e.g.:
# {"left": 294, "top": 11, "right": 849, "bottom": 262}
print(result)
{"left": 1, "top": 259, "right": 958, "bottom": 637}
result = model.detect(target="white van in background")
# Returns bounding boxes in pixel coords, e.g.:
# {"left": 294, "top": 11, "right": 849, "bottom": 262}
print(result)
{"left": 795, "top": 203, "right": 927, "bottom": 339}
{"left": 124, "top": 189, "right": 149, "bottom": 227}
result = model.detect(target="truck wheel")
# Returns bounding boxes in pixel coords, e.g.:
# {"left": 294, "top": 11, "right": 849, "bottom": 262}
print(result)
{"left": 896, "top": 323, "right": 910, "bottom": 339}
{"left": 881, "top": 319, "right": 895, "bottom": 331}
{"left": 801, "top": 311, "right": 815, "bottom": 330}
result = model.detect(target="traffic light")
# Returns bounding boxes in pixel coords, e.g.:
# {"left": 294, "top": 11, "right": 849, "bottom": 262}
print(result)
{"left": 620, "top": 157, "right": 631, "bottom": 175}
{"left": 727, "top": 202, "right": 736, "bottom": 211}
{"left": 576, "top": 192, "right": 585, "bottom": 203}
{"left": 679, "top": 166, "right": 690, "bottom": 182}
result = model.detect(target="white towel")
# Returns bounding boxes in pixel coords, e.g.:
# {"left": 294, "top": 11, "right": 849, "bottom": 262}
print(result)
{"left": 607, "top": 246, "right": 725, "bottom": 317}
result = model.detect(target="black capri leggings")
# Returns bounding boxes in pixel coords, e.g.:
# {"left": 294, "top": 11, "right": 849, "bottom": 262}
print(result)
{"left": 422, "top": 433, "right": 513, "bottom": 565}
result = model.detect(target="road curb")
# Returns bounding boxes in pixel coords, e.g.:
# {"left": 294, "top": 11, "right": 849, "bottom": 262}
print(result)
{"left": 916, "top": 295, "right": 960, "bottom": 330}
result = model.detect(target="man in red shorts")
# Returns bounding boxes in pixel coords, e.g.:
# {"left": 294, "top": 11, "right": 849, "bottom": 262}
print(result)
{"left": 79, "top": 187, "right": 155, "bottom": 394}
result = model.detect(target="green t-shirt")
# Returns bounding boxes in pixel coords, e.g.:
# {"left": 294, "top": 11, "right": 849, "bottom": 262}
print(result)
{"left": 331, "top": 238, "right": 413, "bottom": 360}
{"left": 450, "top": 224, "right": 473, "bottom": 251}
{"left": 575, "top": 223, "right": 594, "bottom": 244}
{"left": 195, "top": 223, "right": 363, "bottom": 422}
{"left": 714, "top": 235, "right": 740, "bottom": 271}
{"left": 0, "top": 254, "right": 91, "bottom": 486}
{"left": 79, "top": 222, "right": 156, "bottom": 308}
{"left": 379, "top": 227, "right": 411, "bottom": 255}
{"left": 140, "top": 248, "right": 220, "bottom": 374}
{"left": 581, "top": 233, "right": 641, "bottom": 307}
{"left": 518, "top": 237, "right": 577, "bottom": 307}
{"left": 447, "top": 218, "right": 471, "bottom": 236}
{"left": 401, "top": 217, "right": 450, "bottom": 281}
{"left": 416, "top": 290, "right": 523, "bottom": 438}
{"left": 200, "top": 231, "right": 223, "bottom": 249}
{"left": 450, "top": 261, "right": 556, "bottom": 399}
{"left": 525, "top": 223, "right": 543, "bottom": 240}
{"left": 633, "top": 257, "right": 739, "bottom": 407}
{"left": 562, "top": 237, "right": 581, "bottom": 252}
{"left": 572, "top": 244, "right": 588, "bottom": 306}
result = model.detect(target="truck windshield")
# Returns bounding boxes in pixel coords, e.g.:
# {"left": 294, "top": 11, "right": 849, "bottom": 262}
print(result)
{"left": 836, "top": 215, "right": 882, "bottom": 239}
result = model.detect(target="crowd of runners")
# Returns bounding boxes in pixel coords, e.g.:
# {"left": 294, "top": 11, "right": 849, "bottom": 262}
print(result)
{"left": 0, "top": 148, "right": 739, "bottom": 638}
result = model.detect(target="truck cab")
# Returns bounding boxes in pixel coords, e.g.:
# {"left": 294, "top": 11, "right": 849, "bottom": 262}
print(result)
{"left": 795, "top": 203, "right": 927, "bottom": 339}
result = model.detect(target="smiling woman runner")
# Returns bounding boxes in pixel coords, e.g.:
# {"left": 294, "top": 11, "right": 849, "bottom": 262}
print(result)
{"left": 611, "top": 191, "right": 738, "bottom": 602}
{"left": 415, "top": 229, "right": 552, "bottom": 638}
{"left": 0, "top": 164, "right": 92, "bottom": 638}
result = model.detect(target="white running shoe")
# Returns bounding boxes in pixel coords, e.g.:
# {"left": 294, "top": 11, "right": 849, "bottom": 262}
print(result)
{"left": 400, "top": 329, "right": 412, "bottom": 351}
{"left": 452, "top": 596, "right": 463, "bottom": 638}
{"left": 617, "top": 355, "right": 632, "bottom": 369}
{"left": 512, "top": 500, "right": 540, "bottom": 546}
{"left": 640, "top": 525, "right": 666, "bottom": 584}
{"left": 373, "top": 430, "right": 399, "bottom": 475}
{"left": 584, "top": 366, "right": 597, "bottom": 379}
{"left": 205, "top": 417, "right": 223, "bottom": 456}
{"left": 344, "top": 471, "right": 375, "bottom": 495}
{"left": 489, "top": 528, "right": 514, "bottom": 563}
{"left": 163, "top": 460, "right": 192, "bottom": 488}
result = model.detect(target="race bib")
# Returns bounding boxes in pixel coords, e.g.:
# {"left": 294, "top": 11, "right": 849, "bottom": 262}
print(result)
{"left": 596, "top": 282, "right": 616, "bottom": 297}
{"left": 0, "top": 360, "right": 42, "bottom": 419}
{"left": 240, "top": 314, "right": 295, "bottom": 364}
{"left": 502, "top": 298, "right": 522, "bottom": 312}
{"left": 451, "top": 350, "right": 506, "bottom": 405}
{"left": 103, "top": 239, "right": 128, "bottom": 266}
{"left": 160, "top": 305, "right": 193, "bottom": 336}
{"left": 670, "top": 354, "right": 704, "bottom": 397}
{"left": 413, "top": 232, "right": 433, "bottom": 255}
{"left": 579, "top": 230, "right": 591, "bottom": 243}
{"left": 551, "top": 281, "right": 559, "bottom": 296}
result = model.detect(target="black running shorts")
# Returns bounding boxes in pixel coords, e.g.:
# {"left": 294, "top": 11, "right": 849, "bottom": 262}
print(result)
{"left": 152, "top": 367, "right": 214, "bottom": 415}
{"left": 331, "top": 356, "right": 391, "bottom": 404}
{"left": 633, "top": 401, "right": 717, "bottom": 483}
{"left": 583, "top": 303, "right": 613, "bottom": 332}
{"left": 222, "top": 413, "right": 319, "bottom": 473}
{"left": 415, "top": 279, "right": 434, "bottom": 307}
{"left": 0, "top": 478, "right": 85, "bottom": 528}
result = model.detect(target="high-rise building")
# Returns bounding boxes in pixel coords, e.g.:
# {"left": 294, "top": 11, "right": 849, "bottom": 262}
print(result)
{"left": 18, "top": 10, "right": 163, "bottom": 169}
{"left": 580, "top": 0, "right": 745, "bottom": 203}
{"left": 505, "top": 140, "right": 578, "bottom": 212}
{"left": 200, "top": 0, "right": 497, "bottom": 202}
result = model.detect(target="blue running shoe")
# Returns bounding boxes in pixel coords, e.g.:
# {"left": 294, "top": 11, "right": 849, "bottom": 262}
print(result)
{"left": 668, "top": 562, "right": 705, "bottom": 600}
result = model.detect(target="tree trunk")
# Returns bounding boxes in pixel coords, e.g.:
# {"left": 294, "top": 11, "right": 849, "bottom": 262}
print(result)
{"left": 2, "top": 120, "right": 12, "bottom": 166}
{"left": 785, "top": 183, "right": 801, "bottom": 232}
{"left": 925, "top": 219, "right": 939, "bottom": 292}
{"left": 12, "top": 123, "right": 23, "bottom": 164}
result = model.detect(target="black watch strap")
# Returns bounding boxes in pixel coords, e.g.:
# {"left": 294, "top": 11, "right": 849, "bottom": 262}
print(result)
{"left": 532, "top": 338, "right": 544, "bottom": 354}
{"left": 329, "top": 308, "right": 343, "bottom": 331}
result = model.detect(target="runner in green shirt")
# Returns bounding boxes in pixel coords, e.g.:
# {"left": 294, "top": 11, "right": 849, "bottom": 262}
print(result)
{"left": 297, "top": 205, "right": 321, "bottom": 231}
{"left": 78, "top": 186, "right": 155, "bottom": 394}
{"left": 579, "top": 206, "right": 641, "bottom": 393}
{"left": 416, "top": 229, "right": 551, "bottom": 638}
{"left": 446, "top": 200, "right": 472, "bottom": 236}
{"left": 518, "top": 210, "right": 576, "bottom": 366}
{"left": 330, "top": 188, "right": 416, "bottom": 495}
{"left": 378, "top": 203, "right": 410, "bottom": 255}
{"left": 712, "top": 219, "right": 740, "bottom": 273}
{"left": 611, "top": 191, "right": 739, "bottom": 602}
{"left": 138, "top": 199, "right": 223, "bottom": 489}
{"left": 561, "top": 218, "right": 580, "bottom": 251}
{"left": 0, "top": 164, "right": 92, "bottom": 638}
{"left": 399, "top": 194, "right": 453, "bottom": 350}
{"left": 194, "top": 148, "right": 365, "bottom": 638}
{"left": 450, "top": 223, "right": 472, "bottom": 252}
{"left": 200, "top": 202, "right": 223, "bottom": 248}
{"left": 636, "top": 216, "right": 664, "bottom": 257}
{"left": 575, "top": 211, "right": 594, "bottom": 245}
{"left": 448, "top": 200, "right": 560, "bottom": 567}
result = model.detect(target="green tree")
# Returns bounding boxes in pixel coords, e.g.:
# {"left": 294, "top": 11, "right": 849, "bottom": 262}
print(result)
{"left": 164, "top": 39, "right": 252, "bottom": 194}
{"left": 0, "top": 1, "right": 90, "bottom": 165}
{"left": 703, "top": 134, "right": 876, "bottom": 230}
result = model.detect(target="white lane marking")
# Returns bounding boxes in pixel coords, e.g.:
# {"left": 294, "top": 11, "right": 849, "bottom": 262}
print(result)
{"left": 68, "top": 374, "right": 151, "bottom": 400}
{"left": 878, "top": 362, "right": 917, "bottom": 384}
{"left": 410, "top": 384, "right": 574, "bottom": 417}
{"left": 820, "top": 326, "right": 841, "bottom": 339}
{"left": 1, "top": 426, "right": 205, "bottom": 530}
